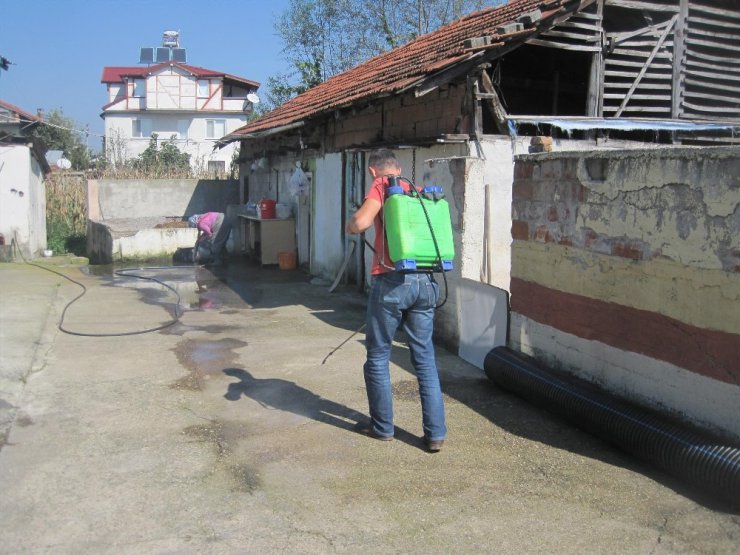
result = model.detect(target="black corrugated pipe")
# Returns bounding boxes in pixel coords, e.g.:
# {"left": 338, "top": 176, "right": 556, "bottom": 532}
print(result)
{"left": 484, "top": 346, "right": 740, "bottom": 507}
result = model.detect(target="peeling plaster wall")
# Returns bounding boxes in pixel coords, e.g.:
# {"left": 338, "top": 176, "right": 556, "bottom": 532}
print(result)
{"left": 509, "top": 147, "right": 740, "bottom": 439}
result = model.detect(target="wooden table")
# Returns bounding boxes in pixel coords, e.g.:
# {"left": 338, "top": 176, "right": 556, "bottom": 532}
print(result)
{"left": 238, "top": 215, "right": 296, "bottom": 265}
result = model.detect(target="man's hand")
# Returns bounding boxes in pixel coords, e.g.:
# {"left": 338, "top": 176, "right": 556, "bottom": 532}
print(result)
{"left": 347, "top": 198, "right": 382, "bottom": 234}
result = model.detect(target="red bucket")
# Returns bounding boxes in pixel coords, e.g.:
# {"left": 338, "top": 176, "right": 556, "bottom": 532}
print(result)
{"left": 259, "top": 199, "right": 276, "bottom": 219}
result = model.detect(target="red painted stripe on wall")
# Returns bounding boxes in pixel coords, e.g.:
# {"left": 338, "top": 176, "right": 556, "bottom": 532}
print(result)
{"left": 510, "top": 278, "right": 740, "bottom": 386}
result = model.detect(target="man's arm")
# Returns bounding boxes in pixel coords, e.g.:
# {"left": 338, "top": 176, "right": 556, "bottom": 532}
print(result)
{"left": 198, "top": 221, "right": 213, "bottom": 238}
{"left": 346, "top": 198, "right": 382, "bottom": 234}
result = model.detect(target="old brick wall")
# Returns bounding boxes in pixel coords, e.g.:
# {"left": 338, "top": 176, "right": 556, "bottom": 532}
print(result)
{"left": 509, "top": 147, "right": 740, "bottom": 439}
{"left": 331, "top": 84, "right": 467, "bottom": 150}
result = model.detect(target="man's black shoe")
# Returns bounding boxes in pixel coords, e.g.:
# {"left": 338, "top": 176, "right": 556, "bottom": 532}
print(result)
{"left": 354, "top": 422, "right": 393, "bottom": 441}
{"left": 425, "top": 438, "right": 444, "bottom": 452}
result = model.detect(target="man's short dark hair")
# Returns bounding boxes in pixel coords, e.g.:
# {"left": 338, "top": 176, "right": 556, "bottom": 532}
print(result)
{"left": 368, "top": 149, "right": 398, "bottom": 172}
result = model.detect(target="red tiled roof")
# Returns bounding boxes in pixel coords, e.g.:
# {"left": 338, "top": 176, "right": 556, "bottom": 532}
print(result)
{"left": 101, "top": 62, "right": 259, "bottom": 88}
{"left": 0, "top": 99, "right": 40, "bottom": 123}
{"left": 226, "top": 0, "right": 585, "bottom": 140}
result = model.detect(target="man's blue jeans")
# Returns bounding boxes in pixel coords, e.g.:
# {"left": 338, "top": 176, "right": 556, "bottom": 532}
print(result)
{"left": 363, "top": 272, "right": 447, "bottom": 441}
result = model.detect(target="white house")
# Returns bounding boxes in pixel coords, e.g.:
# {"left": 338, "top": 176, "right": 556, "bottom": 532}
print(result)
{"left": 101, "top": 60, "right": 259, "bottom": 174}
{"left": 0, "top": 99, "right": 49, "bottom": 258}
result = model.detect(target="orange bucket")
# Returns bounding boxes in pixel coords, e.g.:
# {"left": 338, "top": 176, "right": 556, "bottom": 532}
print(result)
{"left": 278, "top": 251, "right": 297, "bottom": 270}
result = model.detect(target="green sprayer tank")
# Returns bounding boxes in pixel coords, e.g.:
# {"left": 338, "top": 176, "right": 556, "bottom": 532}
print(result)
{"left": 383, "top": 179, "right": 455, "bottom": 272}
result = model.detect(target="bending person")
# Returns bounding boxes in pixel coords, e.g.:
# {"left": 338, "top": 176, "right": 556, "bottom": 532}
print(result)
{"left": 188, "top": 212, "right": 232, "bottom": 265}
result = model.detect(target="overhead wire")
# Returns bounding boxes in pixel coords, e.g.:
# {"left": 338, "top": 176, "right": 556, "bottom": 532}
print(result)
{"left": 0, "top": 113, "right": 105, "bottom": 139}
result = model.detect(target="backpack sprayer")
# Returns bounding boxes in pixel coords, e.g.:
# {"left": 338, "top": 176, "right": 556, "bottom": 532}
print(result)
{"left": 381, "top": 175, "right": 455, "bottom": 274}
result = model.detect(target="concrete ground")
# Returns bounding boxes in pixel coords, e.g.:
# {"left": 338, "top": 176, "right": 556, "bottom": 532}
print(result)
{"left": 0, "top": 257, "right": 738, "bottom": 554}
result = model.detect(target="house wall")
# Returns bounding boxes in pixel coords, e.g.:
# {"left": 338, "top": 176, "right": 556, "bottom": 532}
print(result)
{"left": 0, "top": 144, "right": 47, "bottom": 257}
{"left": 509, "top": 147, "right": 740, "bottom": 439}
{"left": 243, "top": 157, "right": 298, "bottom": 207}
{"left": 103, "top": 65, "right": 248, "bottom": 172}
{"left": 104, "top": 113, "right": 243, "bottom": 172}
{"left": 311, "top": 154, "right": 344, "bottom": 278}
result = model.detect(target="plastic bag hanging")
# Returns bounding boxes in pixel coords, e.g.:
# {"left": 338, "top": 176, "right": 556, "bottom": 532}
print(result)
{"left": 289, "top": 167, "right": 309, "bottom": 197}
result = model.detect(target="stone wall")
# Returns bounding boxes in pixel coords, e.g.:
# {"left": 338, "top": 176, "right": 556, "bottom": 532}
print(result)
{"left": 509, "top": 147, "right": 740, "bottom": 439}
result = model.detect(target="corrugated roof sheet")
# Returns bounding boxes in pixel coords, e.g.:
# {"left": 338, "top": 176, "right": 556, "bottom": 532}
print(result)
{"left": 226, "top": 0, "right": 581, "bottom": 140}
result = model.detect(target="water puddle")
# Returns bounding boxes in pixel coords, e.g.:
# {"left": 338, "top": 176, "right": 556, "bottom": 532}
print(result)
{"left": 172, "top": 337, "right": 247, "bottom": 391}
{"left": 81, "top": 263, "right": 243, "bottom": 311}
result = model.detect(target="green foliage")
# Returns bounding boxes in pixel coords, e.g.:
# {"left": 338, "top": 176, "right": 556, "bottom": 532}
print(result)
{"left": 132, "top": 134, "right": 191, "bottom": 177}
{"left": 31, "top": 108, "right": 92, "bottom": 170}
{"left": 265, "top": 59, "right": 323, "bottom": 108}
{"left": 266, "top": 0, "right": 497, "bottom": 107}
{"left": 45, "top": 173, "right": 87, "bottom": 255}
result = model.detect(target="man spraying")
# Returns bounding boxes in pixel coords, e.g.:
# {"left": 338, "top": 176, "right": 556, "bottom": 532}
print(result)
{"left": 345, "top": 149, "right": 447, "bottom": 452}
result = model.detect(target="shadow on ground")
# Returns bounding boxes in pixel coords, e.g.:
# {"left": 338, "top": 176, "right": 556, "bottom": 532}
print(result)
{"left": 82, "top": 256, "right": 738, "bottom": 512}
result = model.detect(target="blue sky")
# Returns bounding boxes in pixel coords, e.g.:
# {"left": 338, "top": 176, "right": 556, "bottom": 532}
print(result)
{"left": 0, "top": 0, "right": 293, "bottom": 151}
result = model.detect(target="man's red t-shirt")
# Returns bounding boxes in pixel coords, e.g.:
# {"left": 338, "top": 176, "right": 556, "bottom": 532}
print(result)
{"left": 365, "top": 175, "right": 412, "bottom": 275}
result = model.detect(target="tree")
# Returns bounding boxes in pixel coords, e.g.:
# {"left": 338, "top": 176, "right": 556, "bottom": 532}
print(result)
{"left": 265, "top": 59, "right": 322, "bottom": 108}
{"left": 267, "top": 0, "right": 499, "bottom": 107}
{"left": 133, "top": 134, "right": 191, "bottom": 176}
{"left": 31, "top": 108, "right": 92, "bottom": 170}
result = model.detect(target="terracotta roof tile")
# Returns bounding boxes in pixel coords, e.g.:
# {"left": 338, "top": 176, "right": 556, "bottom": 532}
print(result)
{"left": 227, "top": 0, "right": 581, "bottom": 140}
{"left": 101, "top": 62, "right": 259, "bottom": 88}
{"left": 0, "top": 99, "right": 40, "bottom": 123}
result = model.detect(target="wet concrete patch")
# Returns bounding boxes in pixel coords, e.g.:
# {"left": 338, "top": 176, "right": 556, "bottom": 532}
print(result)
{"left": 83, "top": 264, "right": 253, "bottom": 316}
{"left": 163, "top": 324, "right": 240, "bottom": 337}
{"left": 15, "top": 413, "right": 34, "bottom": 427}
{"left": 226, "top": 463, "right": 261, "bottom": 494}
{"left": 183, "top": 423, "right": 230, "bottom": 457}
{"left": 172, "top": 338, "right": 247, "bottom": 391}
{"left": 182, "top": 420, "right": 261, "bottom": 494}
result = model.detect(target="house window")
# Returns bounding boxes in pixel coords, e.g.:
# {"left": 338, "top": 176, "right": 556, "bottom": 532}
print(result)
{"left": 198, "top": 80, "right": 210, "bottom": 97}
{"left": 132, "top": 118, "right": 152, "bottom": 138}
{"left": 132, "top": 79, "right": 146, "bottom": 97}
{"left": 208, "top": 161, "right": 226, "bottom": 174}
{"left": 177, "top": 120, "right": 189, "bottom": 140}
{"left": 206, "top": 119, "right": 225, "bottom": 139}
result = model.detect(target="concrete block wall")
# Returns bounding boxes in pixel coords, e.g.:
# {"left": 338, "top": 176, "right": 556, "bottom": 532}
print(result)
{"left": 86, "top": 178, "right": 239, "bottom": 263}
{"left": 88, "top": 178, "right": 239, "bottom": 221}
{"left": 508, "top": 147, "right": 740, "bottom": 439}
